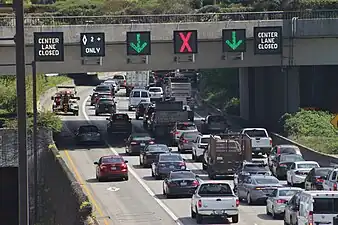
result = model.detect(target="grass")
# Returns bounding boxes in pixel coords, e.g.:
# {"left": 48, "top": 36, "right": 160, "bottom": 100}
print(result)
{"left": 292, "top": 136, "right": 338, "bottom": 155}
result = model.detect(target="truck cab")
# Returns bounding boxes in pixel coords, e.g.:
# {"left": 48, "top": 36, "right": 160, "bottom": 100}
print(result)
{"left": 201, "top": 115, "right": 228, "bottom": 134}
{"left": 240, "top": 128, "right": 272, "bottom": 155}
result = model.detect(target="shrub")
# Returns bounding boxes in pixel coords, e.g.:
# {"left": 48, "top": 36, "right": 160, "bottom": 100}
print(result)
{"left": 225, "top": 97, "right": 240, "bottom": 115}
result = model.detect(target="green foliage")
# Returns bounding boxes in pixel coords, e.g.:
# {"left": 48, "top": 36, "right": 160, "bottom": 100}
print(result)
{"left": 225, "top": 97, "right": 240, "bottom": 115}
{"left": 293, "top": 136, "right": 338, "bottom": 154}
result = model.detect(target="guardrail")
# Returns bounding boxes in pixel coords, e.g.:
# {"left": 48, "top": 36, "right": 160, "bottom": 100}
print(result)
{"left": 0, "top": 10, "right": 338, "bottom": 26}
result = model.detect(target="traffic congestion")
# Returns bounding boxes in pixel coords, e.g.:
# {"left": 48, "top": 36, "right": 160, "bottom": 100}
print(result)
{"left": 57, "top": 70, "right": 338, "bottom": 225}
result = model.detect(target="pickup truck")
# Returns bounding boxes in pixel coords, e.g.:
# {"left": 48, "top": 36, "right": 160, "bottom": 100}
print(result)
{"left": 191, "top": 181, "right": 239, "bottom": 224}
{"left": 322, "top": 168, "right": 338, "bottom": 191}
{"left": 240, "top": 128, "right": 272, "bottom": 155}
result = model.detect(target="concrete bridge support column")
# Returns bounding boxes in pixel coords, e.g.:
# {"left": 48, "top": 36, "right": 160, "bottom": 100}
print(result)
{"left": 239, "top": 68, "right": 250, "bottom": 120}
{"left": 253, "top": 68, "right": 267, "bottom": 125}
{"left": 285, "top": 67, "right": 300, "bottom": 113}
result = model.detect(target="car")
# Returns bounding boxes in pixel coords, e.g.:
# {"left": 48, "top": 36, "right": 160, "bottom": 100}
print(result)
{"left": 125, "top": 133, "right": 155, "bottom": 156}
{"left": 128, "top": 89, "right": 150, "bottom": 111}
{"left": 93, "top": 84, "right": 114, "bottom": 96}
{"left": 191, "top": 134, "right": 218, "bottom": 162}
{"left": 178, "top": 131, "right": 201, "bottom": 153}
{"left": 191, "top": 181, "right": 239, "bottom": 224}
{"left": 91, "top": 92, "right": 112, "bottom": 106}
{"left": 95, "top": 97, "right": 116, "bottom": 116}
{"left": 139, "top": 144, "right": 170, "bottom": 167}
{"left": 286, "top": 161, "right": 320, "bottom": 187}
{"left": 90, "top": 92, "right": 99, "bottom": 105}
{"left": 135, "top": 102, "right": 151, "bottom": 120}
{"left": 283, "top": 191, "right": 301, "bottom": 225}
{"left": 236, "top": 175, "right": 282, "bottom": 205}
{"left": 148, "top": 86, "right": 163, "bottom": 101}
{"left": 304, "top": 167, "right": 333, "bottom": 190}
{"left": 234, "top": 161, "right": 272, "bottom": 191}
{"left": 75, "top": 125, "right": 102, "bottom": 145}
{"left": 106, "top": 113, "right": 132, "bottom": 136}
{"left": 162, "top": 170, "right": 200, "bottom": 198}
{"left": 266, "top": 187, "right": 302, "bottom": 219}
{"left": 268, "top": 145, "right": 302, "bottom": 168}
{"left": 151, "top": 153, "right": 186, "bottom": 179}
{"left": 271, "top": 153, "right": 305, "bottom": 179}
{"left": 94, "top": 155, "right": 128, "bottom": 181}
{"left": 171, "top": 122, "right": 198, "bottom": 146}
{"left": 103, "top": 79, "right": 119, "bottom": 92}
{"left": 112, "top": 74, "right": 126, "bottom": 88}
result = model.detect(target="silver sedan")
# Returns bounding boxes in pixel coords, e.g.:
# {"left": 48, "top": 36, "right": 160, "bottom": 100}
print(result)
{"left": 266, "top": 187, "right": 302, "bottom": 219}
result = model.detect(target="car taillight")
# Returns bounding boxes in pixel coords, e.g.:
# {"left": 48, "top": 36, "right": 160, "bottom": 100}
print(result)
{"left": 316, "top": 178, "right": 324, "bottom": 183}
{"left": 159, "top": 163, "right": 166, "bottom": 167}
{"left": 175, "top": 131, "right": 180, "bottom": 135}
{"left": 168, "top": 182, "right": 178, "bottom": 187}
{"left": 183, "top": 139, "right": 188, "bottom": 143}
{"left": 121, "top": 163, "right": 127, "bottom": 170}
{"left": 123, "top": 80, "right": 126, "bottom": 84}
{"left": 130, "top": 142, "right": 137, "bottom": 145}
{"left": 149, "top": 141, "right": 154, "bottom": 144}
{"left": 192, "top": 180, "right": 199, "bottom": 186}
{"left": 269, "top": 139, "right": 272, "bottom": 146}
{"left": 279, "top": 163, "right": 287, "bottom": 167}
{"left": 276, "top": 147, "right": 281, "bottom": 154}
{"left": 198, "top": 200, "right": 202, "bottom": 208}
{"left": 334, "top": 183, "right": 337, "bottom": 191}
{"left": 308, "top": 211, "right": 313, "bottom": 225}
{"left": 276, "top": 199, "right": 287, "bottom": 204}
{"left": 100, "top": 165, "right": 108, "bottom": 171}
{"left": 236, "top": 199, "right": 240, "bottom": 207}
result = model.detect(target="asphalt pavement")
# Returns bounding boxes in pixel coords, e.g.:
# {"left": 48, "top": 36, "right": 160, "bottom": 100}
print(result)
{"left": 55, "top": 86, "right": 285, "bottom": 225}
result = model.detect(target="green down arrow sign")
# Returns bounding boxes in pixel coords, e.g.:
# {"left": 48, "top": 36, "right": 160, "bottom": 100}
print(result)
{"left": 130, "top": 33, "right": 148, "bottom": 53}
{"left": 225, "top": 31, "right": 243, "bottom": 50}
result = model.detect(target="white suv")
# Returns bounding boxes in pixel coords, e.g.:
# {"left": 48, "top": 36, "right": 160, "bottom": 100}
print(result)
{"left": 128, "top": 89, "right": 150, "bottom": 111}
{"left": 171, "top": 122, "right": 198, "bottom": 145}
{"left": 148, "top": 87, "right": 163, "bottom": 101}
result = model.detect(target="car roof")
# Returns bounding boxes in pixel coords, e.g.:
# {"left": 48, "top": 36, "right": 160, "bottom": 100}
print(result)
{"left": 250, "top": 175, "right": 277, "bottom": 179}
{"left": 277, "top": 187, "right": 302, "bottom": 191}
{"left": 199, "top": 180, "right": 230, "bottom": 185}
{"left": 97, "top": 84, "right": 110, "bottom": 88}
{"left": 102, "top": 155, "right": 122, "bottom": 159}
{"left": 131, "top": 133, "right": 150, "bottom": 137}
{"left": 177, "top": 121, "right": 195, "bottom": 125}
{"left": 148, "top": 144, "right": 167, "bottom": 147}
{"left": 295, "top": 161, "right": 318, "bottom": 164}
{"left": 277, "top": 144, "right": 299, "bottom": 148}
{"left": 159, "top": 153, "right": 181, "bottom": 156}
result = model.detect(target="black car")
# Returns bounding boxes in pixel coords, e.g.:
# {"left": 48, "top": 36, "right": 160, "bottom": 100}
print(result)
{"left": 233, "top": 161, "right": 271, "bottom": 190}
{"left": 125, "top": 133, "right": 155, "bottom": 155}
{"left": 151, "top": 153, "right": 186, "bottom": 179}
{"left": 139, "top": 144, "right": 170, "bottom": 167}
{"left": 75, "top": 125, "right": 102, "bottom": 145}
{"left": 95, "top": 97, "right": 116, "bottom": 116}
{"left": 94, "top": 84, "right": 114, "bottom": 96}
{"left": 143, "top": 103, "right": 155, "bottom": 128}
{"left": 91, "top": 92, "right": 111, "bottom": 106}
{"left": 272, "top": 154, "right": 304, "bottom": 179}
{"left": 304, "top": 167, "right": 333, "bottom": 190}
{"left": 106, "top": 113, "right": 132, "bottom": 136}
{"left": 136, "top": 102, "right": 151, "bottom": 120}
{"left": 162, "top": 170, "right": 200, "bottom": 198}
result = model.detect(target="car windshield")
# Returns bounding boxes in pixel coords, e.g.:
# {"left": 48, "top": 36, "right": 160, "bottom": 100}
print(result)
{"left": 147, "top": 145, "right": 168, "bottom": 152}
{"left": 279, "top": 189, "right": 300, "bottom": 196}
{"left": 209, "top": 116, "right": 224, "bottom": 122}
{"left": 99, "top": 99, "right": 114, "bottom": 103}
{"left": 315, "top": 168, "right": 332, "bottom": 177}
{"left": 280, "top": 147, "right": 298, "bottom": 154}
{"left": 313, "top": 198, "right": 338, "bottom": 214}
{"left": 132, "top": 91, "right": 140, "bottom": 97}
{"left": 102, "top": 157, "right": 123, "bottom": 163}
{"left": 254, "top": 177, "right": 279, "bottom": 184}
{"left": 96, "top": 86, "right": 110, "bottom": 92}
{"left": 170, "top": 172, "right": 195, "bottom": 179}
{"left": 243, "top": 130, "right": 267, "bottom": 138}
{"left": 149, "top": 87, "right": 162, "bottom": 92}
{"left": 198, "top": 183, "right": 233, "bottom": 197}
{"left": 177, "top": 124, "right": 196, "bottom": 130}
{"left": 141, "top": 92, "right": 149, "bottom": 97}
{"left": 112, "top": 114, "right": 129, "bottom": 121}
{"left": 79, "top": 126, "right": 98, "bottom": 133}
{"left": 113, "top": 75, "right": 124, "bottom": 79}
{"left": 133, "top": 136, "right": 152, "bottom": 141}
{"left": 243, "top": 164, "right": 269, "bottom": 171}
{"left": 159, "top": 155, "right": 182, "bottom": 162}
{"left": 138, "top": 103, "right": 150, "bottom": 108}
{"left": 280, "top": 154, "right": 304, "bottom": 162}
{"left": 201, "top": 138, "right": 210, "bottom": 144}
{"left": 98, "top": 94, "right": 110, "bottom": 98}
{"left": 297, "top": 163, "right": 319, "bottom": 169}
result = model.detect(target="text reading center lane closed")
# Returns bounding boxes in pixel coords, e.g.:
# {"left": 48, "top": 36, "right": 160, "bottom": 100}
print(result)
{"left": 254, "top": 26, "right": 282, "bottom": 55}
{"left": 34, "top": 32, "right": 64, "bottom": 62}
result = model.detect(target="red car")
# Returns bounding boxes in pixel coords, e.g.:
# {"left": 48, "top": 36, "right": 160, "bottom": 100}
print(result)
{"left": 94, "top": 155, "right": 128, "bottom": 181}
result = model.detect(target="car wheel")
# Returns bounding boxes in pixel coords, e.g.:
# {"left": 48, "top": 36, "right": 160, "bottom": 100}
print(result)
{"left": 290, "top": 177, "right": 294, "bottom": 186}
{"left": 266, "top": 205, "right": 271, "bottom": 215}
{"left": 192, "top": 151, "right": 195, "bottom": 160}
{"left": 124, "top": 175, "right": 129, "bottom": 181}
{"left": 98, "top": 176, "right": 103, "bottom": 182}
{"left": 232, "top": 215, "right": 239, "bottom": 223}
{"left": 202, "top": 163, "right": 207, "bottom": 171}
{"left": 139, "top": 156, "right": 143, "bottom": 166}
{"left": 136, "top": 116, "right": 139, "bottom": 120}
{"left": 155, "top": 175, "right": 161, "bottom": 180}
{"left": 162, "top": 187, "right": 166, "bottom": 195}
{"left": 272, "top": 207, "right": 277, "bottom": 219}
{"left": 95, "top": 112, "right": 98, "bottom": 116}
{"left": 284, "top": 214, "right": 289, "bottom": 225}
{"left": 191, "top": 207, "right": 196, "bottom": 218}
{"left": 128, "top": 106, "right": 132, "bottom": 111}
{"left": 195, "top": 207, "right": 203, "bottom": 224}
{"left": 247, "top": 193, "right": 253, "bottom": 205}
{"left": 151, "top": 169, "right": 154, "bottom": 177}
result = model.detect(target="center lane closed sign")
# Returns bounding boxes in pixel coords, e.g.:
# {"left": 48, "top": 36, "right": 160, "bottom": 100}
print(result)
{"left": 253, "top": 26, "right": 282, "bottom": 55}
{"left": 34, "top": 32, "right": 64, "bottom": 62}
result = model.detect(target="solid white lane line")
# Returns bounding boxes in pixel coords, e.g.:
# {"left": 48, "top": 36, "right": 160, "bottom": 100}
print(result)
{"left": 82, "top": 96, "right": 183, "bottom": 225}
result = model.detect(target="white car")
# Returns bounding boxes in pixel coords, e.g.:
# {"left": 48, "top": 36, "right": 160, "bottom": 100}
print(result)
{"left": 286, "top": 161, "right": 320, "bottom": 186}
{"left": 148, "top": 87, "right": 163, "bottom": 101}
{"left": 191, "top": 181, "right": 239, "bottom": 224}
{"left": 128, "top": 89, "right": 150, "bottom": 111}
{"left": 266, "top": 187, "right": 302, "bottom": 219}
{"left": 171, "top": 122, "right": 198, "bottom": 145}
{"left": 192, "top": 134, "right": 220, "bottom": 162}
{"left": 103, "top": 80, "right": 119, "bottom": 92}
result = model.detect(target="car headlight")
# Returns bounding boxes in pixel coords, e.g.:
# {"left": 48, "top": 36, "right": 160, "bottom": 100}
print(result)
{"left": 241, "top": 172, "right": 250, "bottom": 176}
{"left": 96, "top": 133, "right": 100, "bottom": 136}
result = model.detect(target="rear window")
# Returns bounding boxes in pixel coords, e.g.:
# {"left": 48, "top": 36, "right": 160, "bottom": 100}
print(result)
{"left": 133, "top": 136, "right": 152, "bottom": 141}
{"left": 254, "top": 177, "right": 279, "bottom": 184}
{"left": 149, "top": 87, "right": 162, "bottom": 92}
{"left": 99, "top": 99, "right": 114, "bottom": 103}
{"left": 170, "top": 172, "right": 195, "bottom": 179}
{"left": 280, "top": 154, "right": 304, "bottom": 162}
{"left": 315, "top": 169, "right": 332, "bottom": 177}
{"left": 198, "top": 183, "right": 233, "bottom": 196}
{"left": 141, "top": 92, "right": 149, "bottom": 97}
{"left": 201, "top": 138, "right": 210, "bottom": 144}
{"left": 313, "top": 198, "right": 338, "bottom": 214}
{"left": 147, "top": 145, "right": 168, "bottom": 152}
{"left": 297, "top": 163, "right": 318, "bottom": 169}
{"left": 113, "top": 75, "right": 124, "bottom": 79}
{"left": 79, "top": 126, "right": 98, "bottom": 133}
{"left": 96, "top": 86, "right": 110, "bottom": 92}
{"left": 102, "top": 157, "right": 123, "bottom": 163}
{"left": 159, "top": 155, "right": 182, "bottom": 162}
{"left": 112, "top": 114, "right": 129, "bottom": 121}
{"left": 209, "top": 116, "right": 224, "bottom": 123}
{"left": 280, "top": 147, "right": 298, "bottom": 154}
{"left": 183, "top": 132, "right": 199, "bottom": 139}
{"left": 243, "top": 164, "right": 268, "bottom": 170}
{"left": 177, "top": 124, "right": 196, "bottom": 130}
{"left": 279, "top": 189, "right": 300, "bottom": 196}
{"left": 243, "top": 130, "right": 267, "bottom": 138}
{"left": 132, "top": 91, "right": 140, "bottom": 97}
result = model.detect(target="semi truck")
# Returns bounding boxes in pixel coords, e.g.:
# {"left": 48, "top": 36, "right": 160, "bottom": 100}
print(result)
{"left": 125, "top": 71, "right": 150, "bottom": 97}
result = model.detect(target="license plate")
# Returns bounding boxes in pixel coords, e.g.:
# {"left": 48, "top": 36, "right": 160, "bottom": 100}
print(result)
{"left": 180, "top": 182, "right": 187, "bottom": 186}
{"left": 169, "top": 165, "right": 175, "bottom": 169}
{"left": 111, "top": 167, "right": 116, "bottom": 170}
{"left": 215, "top": 210, "right": 223, "bottom": 214}
{"left": 255, "top": 148, "right": 261, "bottom": 150}
{"left": 105, "top": 108, "right": 108, "bottom": 110}
{"left": 140, "top": 143, "right": 145, "bottom": 146}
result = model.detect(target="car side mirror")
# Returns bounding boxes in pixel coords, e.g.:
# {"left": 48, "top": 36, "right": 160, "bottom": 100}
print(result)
{"left": 51, "top": 96, "right": 54, "bottom": 100}
{"left": 183, "top": 158, "right": 186, "bottom": 161}
{"left": 94, "top": 162, "right": 98, "bottom": 165}
{"left": 124, "top": 160, "right": 128, "bottom": 163}
{"left": 89, "top": 94, "right": 91, "bottom": 97}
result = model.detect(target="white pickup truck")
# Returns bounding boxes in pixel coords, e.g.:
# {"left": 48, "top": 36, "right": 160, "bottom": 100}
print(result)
{"left": 240, "top": 128, "right": 272, "bottom": 155}
{"left": 322, "top": 168, "right": 338, "bottom": 191}
{"left": 191, "top": 181, "right": 239, "bottom": 224}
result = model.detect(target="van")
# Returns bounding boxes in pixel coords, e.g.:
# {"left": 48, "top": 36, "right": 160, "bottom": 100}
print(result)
{"left": 298, "top": 190, "right": 338, "bottom": 225}
{"left": 128, "top": 89, "right": 150, "bottom": 111}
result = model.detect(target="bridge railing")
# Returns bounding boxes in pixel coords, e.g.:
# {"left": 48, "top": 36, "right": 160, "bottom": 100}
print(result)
{"left": 0, "top": 10, "right": 338, "bottom": 26}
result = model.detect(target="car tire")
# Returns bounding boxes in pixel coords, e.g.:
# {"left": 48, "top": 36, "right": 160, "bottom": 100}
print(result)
{"left": 191, "top": 207, "right": 196, "bottom": 218}
{"left": 139, "top": 157, "right": 143, "bottom": 166}
{"left": 162, "top": 187, "right": 166, "bottom": 195}
{"left": 124, "top": 175, "right": 129, "bottom": 181}
{"left": 196, "top": 208, "right": 203, "bottom": 224}
{"left": 192, "top": 151, "right": 195, "bottom": 160}
{"left": 95, "top": 112, "right": 98, "bottom": 116}
{"left": 247, "top": 193, "right": 253, "bottom": 205}
{"left": 155, "top": 175, "right": 161, "bottom": 180}
{"left": 128, "top": 106, "right": 132, "bottom": 111}
{"left": 272, "top": 207, "right": 277, "bottom": 219}
{"left": 202, "top": 163, "right": 207, "bottom": 171}
{"left": 98, "top": 177, "right": 103, "bottom": 182}
{"left": 136, "top": 116, "right": 139, "bottom": 120}
{"left": 266, "top": 205, "right": 271, "bottom": 215}
{"left": 232, "top": 215, "right": 239, "bottom": 223}
{"left": 151, "top": 170, "right": 154, "bottom": 177}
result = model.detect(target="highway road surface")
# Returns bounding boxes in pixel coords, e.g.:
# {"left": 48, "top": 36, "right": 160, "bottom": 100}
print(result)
{"left": 56, "top": 85, "right": 285, "bottom": 225}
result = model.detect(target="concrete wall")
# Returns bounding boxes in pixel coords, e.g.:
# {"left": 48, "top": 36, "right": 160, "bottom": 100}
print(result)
{"left": 0, "top": 128, "right": 93, "bottom": 225}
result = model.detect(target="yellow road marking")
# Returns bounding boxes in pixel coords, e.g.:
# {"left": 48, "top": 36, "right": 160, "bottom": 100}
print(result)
{"left": 64, "top": 150, "right": 110, "bottom": 225}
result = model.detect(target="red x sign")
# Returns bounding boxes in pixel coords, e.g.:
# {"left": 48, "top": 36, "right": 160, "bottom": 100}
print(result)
{"left": 173, "top": 30, "right": 198, "bottom": 54}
